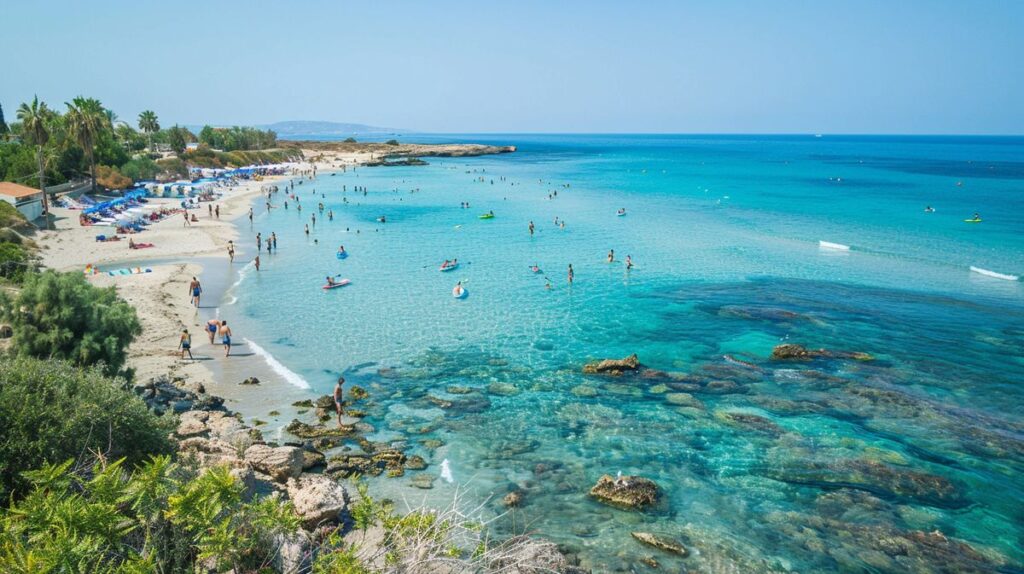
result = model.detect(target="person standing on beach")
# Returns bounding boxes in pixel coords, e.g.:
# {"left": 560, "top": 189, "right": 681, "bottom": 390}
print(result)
{"left": 248, "top": 207, "right": 254, "bottom": 224}
{"left": 189, "top": 277, "right": 202, "bottom": 307}
{"left": 208, "top": 204, "right": 212, "bottom": 217}
{"left": 179, "top": 329, "right": 193, "bottom": 360}
{"left": 219, "top": 321, "right": 232, "bottom": 357}
{"left": 256, "top": 232, "right": 262, "bottom": 253}
{"left": 206, "top": 319, "right": 220, "bottom": 344}
{"left": 334, "top": 376, "right": 345, "bottom": 427}
{"left": 215, "top": 204, "right": 220, "bottom": 219}
{"left": 568, "top": 264, "right": 574, "bottom": 285}
{"left": 254, "top": 255, "right": 260, "bottom": 271}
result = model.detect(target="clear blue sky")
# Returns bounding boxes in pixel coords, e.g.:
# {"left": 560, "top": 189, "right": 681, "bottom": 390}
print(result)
{"left": 3, "top": 0, "right": 1022, "bottom": 134}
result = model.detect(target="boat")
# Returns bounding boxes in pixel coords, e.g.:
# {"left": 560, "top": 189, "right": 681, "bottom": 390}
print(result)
{"left": 818, "top": 241, "right": 850, "bottom": 251}
{"left": 964, "top": 218, "right": 982, "bottom": 223}
{"left": 440, "top": 263, "right": 460, "bottom": 272}
{"left": 322, "top": 279, "right": 351, "bottom": 290}
{"left": 336, "top": 251, "right": 348, "bottom": 259}
{"left": 970, "top": 266, "right": 1018, "bottom": 281}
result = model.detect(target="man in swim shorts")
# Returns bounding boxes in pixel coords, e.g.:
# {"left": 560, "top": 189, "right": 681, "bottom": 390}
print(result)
{"left": 189, "top": 277, "right": 202, "bottom": 308}
{"left": 334, "top": 376, "right": 345, "bottom": 427}
{"left": 219, "top": 321, "right": 232, "bottom": 357}
{"left": 206, "top": 319, "right": 220, "bottom": 344}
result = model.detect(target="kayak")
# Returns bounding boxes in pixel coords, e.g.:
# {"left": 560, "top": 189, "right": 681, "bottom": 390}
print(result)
{"left": 964, "top": 218, "right": 982, "bottom": 223}
{"left": 479, "top": 214, "right": 495, "bottom": 219}
{"left": 322, "top": 279, "right": 351, "bottom": 290}
{"left": 336, "top": 251, "right": 348, "bottom": 259}
{"left": 453, "top": 286, "right": 468, "bottom": 299}
{"left": 440, "top": 263, "right": 459, "bottom": 272}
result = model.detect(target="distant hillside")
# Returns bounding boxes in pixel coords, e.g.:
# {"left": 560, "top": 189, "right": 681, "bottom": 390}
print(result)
{"left": 258, "top": 121, "right": 406, "bottom": 138}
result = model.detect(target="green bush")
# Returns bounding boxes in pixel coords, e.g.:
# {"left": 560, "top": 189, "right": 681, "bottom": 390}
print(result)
{"left": 0, "top": 270, "right": 141, "bottom": 374}
{"left": 344, "top": 137, "right": 357, "bottom": 143}
{"left": 119, "top": 157, "right": 161, "bottom": 182}
{"left": 0, "top": 200, "right": 27, "bottom": 228}
{"left": 155, "top": 156, "right": 188, "bottom": 180}
{"left": 385, "top": 139, "right": 399, "bottom": 146}
{"left": 0, "top": 357, "right": 173, "bottom": 498}
{"left": 0, "top": 241, "right": 29, "bottom": 282}
{"left": 0, "top": 457, "right": 301, "bottom": 571}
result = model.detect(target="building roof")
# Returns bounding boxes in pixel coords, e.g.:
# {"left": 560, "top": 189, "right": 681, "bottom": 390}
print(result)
{"left": 0, "top": 182, "right": 42, "bottom": 199}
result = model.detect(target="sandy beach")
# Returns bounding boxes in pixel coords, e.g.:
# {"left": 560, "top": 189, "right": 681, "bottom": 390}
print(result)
{"left": 36, "top": 149, "right": 373, "bottom": 420}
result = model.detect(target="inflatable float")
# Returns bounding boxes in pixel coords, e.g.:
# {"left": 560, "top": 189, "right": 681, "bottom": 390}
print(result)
{"left": 336, "top": 251, "right": 348, "bottom": 260}
{"left": 452, "top": 285, "right": 468, "bottom": 299}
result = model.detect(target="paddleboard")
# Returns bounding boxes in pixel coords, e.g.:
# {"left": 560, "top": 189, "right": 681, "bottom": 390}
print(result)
{"left": 322, "top": 279, "right": 351, "bottom": 290}
{"left": 479, "top": 214, "right": 494, "bottom": 219}
{"left": 819, "top": 241, "right": 850, "bottom": 251}
{"left": 964, "top": 219, "right": 982, "bottom": 223}
{"left": 970, "top": 266, "right": 1018, "bottom": 281}
{"left": 440, "top": 263, "right": 460, "bottom": 272}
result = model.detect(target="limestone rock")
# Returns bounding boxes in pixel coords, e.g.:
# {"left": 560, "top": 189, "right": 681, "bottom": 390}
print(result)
{"left": 631, "top": 532, "right": 689, "bottom": 556}
{"left": 583, "top": 354, "right": 640, "bottom": 375}
{"left": 244, "top": 444, "right": 304, "bottom": 482}
{"left": 286, "top": 419, "right": 354, "bottom": 439}
{"left": 176, "top": 410, "right": 211, "bottom": 437}
{"left": 589, "top": 474, "right": 660, "bottom": 509}
{"left": 771, "top": 343, "right": 873, "bottom": 361}
{"left": 286, "top": 474, "right": 348, "bottom": 528}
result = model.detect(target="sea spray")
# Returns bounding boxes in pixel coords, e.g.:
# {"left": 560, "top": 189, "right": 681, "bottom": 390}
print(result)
{"left": 440, "top": 459, "right": 454, "bottom": 483}
{"left": 244, "top": 338, "right": 311, "bottom": 389}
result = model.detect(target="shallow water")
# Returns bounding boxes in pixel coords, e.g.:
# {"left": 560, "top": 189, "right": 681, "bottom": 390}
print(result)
{"left": 227, "top": 135, "right": 1024, "bottom": 572}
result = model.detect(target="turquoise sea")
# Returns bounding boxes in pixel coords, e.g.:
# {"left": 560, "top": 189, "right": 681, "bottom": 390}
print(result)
{"left": 228, "top": 135, "right": 1024, "bottom": 572}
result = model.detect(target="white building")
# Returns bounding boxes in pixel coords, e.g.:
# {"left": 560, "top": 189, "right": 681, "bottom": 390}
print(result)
{"left": 0, "top": 182, "right": 45, "bottom": 222}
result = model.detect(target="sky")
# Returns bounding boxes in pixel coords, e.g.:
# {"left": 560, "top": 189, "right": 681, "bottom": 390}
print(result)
{"left": 2, "top": 0, "right": 1022, "bottom": 134}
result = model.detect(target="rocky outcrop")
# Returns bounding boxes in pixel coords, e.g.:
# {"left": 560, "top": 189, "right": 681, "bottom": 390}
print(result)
{"left": 244, "top": 444, "right": 304, "bottom": 482}
{"left": 771, "top": 343, "right": 874, "bottom": 361}
{"left": 589, "top": 474, "right": 660, "bottom": 509}
{"left": 286, "top": 474, "right": 348, "bottom": 528}
{"left": 133, "top": 374, "right": 224, "bottom": 415}
{"left": 286, "top": 419, "right": 355, "bottom": 439}
{"left": 631, "top": 532, "right": 689, "bottom": 556}
{"left": 582, "top": 354, "right": 641, "bottom": 375}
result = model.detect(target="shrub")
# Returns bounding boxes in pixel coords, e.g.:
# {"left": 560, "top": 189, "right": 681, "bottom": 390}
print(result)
{"left": 0, "top": 270, "right": 141, "bottom": 374}
{"left": 0, "top": 200, "right": 27, "bottom": 228}
{"left": 0, "top": 457, "right": 301, "bottom": 571}
{"left": 156, "top": 156, "right": 188, "bottom": 180}
{"left": 0, "top": 357, "right": 173, "bottom": 498}
{"left": 385, "top": 139, "right": 399, "bottom": 146}
{"left": 120, "top": 157, "right": 161, "bottom": 182}
{"left": 95, "top": 164, "right": 133, "bottom": 190}
{"left": 0, "top": 241, "right": 29, "bottom": 282}
{"left": 344, "top": 137, "right": 357, "bottom": 143}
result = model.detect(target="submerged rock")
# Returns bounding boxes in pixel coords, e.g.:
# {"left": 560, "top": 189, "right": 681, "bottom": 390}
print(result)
{"left": 631, "top": 532, "right": 689, "bottom": 557}
{"left": 503, "top": 490, "right": 524, "bottom": 507}
{"left": 714, "top": 410, "right": 784, "bottom": 436}
{"left": 771, "top": 343, "right": 874, "bottom": 361}
{"left": 589, "top": 474, "right": 660, "bottom": 509}
{"left": 582, "top": 354, "right": 641, "bottom": 375}
{"left": 571, "top": 385, "right": 599, "bottom": 398}
{"left": 665, "top": 393, "right": 704, "bottom": 409}
{"left": 409, "top": 473, "right": 435, "bottom": 489}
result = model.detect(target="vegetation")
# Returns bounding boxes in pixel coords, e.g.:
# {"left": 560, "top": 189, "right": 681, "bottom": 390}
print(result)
{"left": 385, "top": 139, "right": 400, "bottom": 146}
{"left": 118, "top": 156, "right": 161, "bottom": 182}
{"left": 198, "top": 125, "right": 277, "bottom": 151}
{"left": 0, "top": 242, "right": 30, "bottom": 282}
{"left": 344, "top": 137, "right": 357, "bottom": 143}
{"left": 0, "top": 457, "right": 299, "bottom": 572}
{"left": 14, "top": 97, "right": 52, "bottom": 213}
{"left": 0, "top": 199, "right": 27, "bottom": 229}
{"left": 0, "top": 358, "right": 173, "bottom": 499}
{"left": 0, "top": 270, "right": 141, "bottom": 374}
{"left": 95, "top": 165, "right": 132, "bottom": 190}
{"left": 0, "top": 102, "right": 8, "bottom": 138}
{"left": 65, "top": 97, "right": 109, "bottom": 192}
{"left": 137, "top": 109, "right": 159, "bottom": 153}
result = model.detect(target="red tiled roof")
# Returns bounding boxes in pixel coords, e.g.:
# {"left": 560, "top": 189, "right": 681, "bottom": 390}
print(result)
{"left": 0, "top": 182, "right": 42, "bottom": 199}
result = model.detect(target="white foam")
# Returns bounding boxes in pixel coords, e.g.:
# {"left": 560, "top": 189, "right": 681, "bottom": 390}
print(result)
{"left": 243, "top": 338, "right": 311, "bottom": 389}
{"left": 818, "top": 240, "right": 850, "bottom": 251}
{"left": 440, "top": 459, "right": 454, "bottom": 483}
{"left": 970, "top": 266, "right": 1019, "bottom": 281}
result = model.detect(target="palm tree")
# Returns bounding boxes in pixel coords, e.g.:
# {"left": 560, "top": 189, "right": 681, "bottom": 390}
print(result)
{"left": 16, "top": 96, "right": 52, "bottom": 215}
{"left": 65, "top": 97, "right": 109, "bottom": 191}
{"left": 138, "top": 110, "right": 159, "bottom": 152}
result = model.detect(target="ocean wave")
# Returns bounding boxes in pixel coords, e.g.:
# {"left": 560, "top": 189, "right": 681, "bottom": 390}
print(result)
{"left": 243, "top": 338, "right": 311, "bottom": 389}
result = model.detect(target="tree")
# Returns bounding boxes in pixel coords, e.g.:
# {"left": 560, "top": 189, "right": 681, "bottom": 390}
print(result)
{"left": 0, "top": 357, "right": 173, "bottom": 499}
{"left": 0, "top": 102, "right": 8, "bottom": 138}
{"left": 0, "top": 270, "right": 141, "bottom": 374}
{"left": 15, "top": 96, "right": 51, "bottom": 214}
{"left": 65, "top": 96, "right": 110, "bottom": 191}
{"left": 167, "top": 125, "right": 188, "bottom": 154}
{"left": 138, "top": 109, "right": 159, "bottom": 152}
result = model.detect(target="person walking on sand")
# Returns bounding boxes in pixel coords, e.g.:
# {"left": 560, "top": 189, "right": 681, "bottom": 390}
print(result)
{"left": 334, "top": 376, "right": 345, "bottom": 427}
{"left": 219, "top": 321, "right": 233, "bottom": 357}
{"left": 184, "top": 212, "right": 191, "bottom": 227}
{"left": 179, "top": 328, "right": 193, "bottom": 360}
{"left": 188, "top": 277, "right": 202, "bottom": 307}
{"left": 206, "top": 319, "right": 220, "bottom": 344}
{"left": 568, "top": 264, "right": 574, "bottom": 285}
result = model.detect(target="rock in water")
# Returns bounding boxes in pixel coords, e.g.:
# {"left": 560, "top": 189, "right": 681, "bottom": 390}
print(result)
{"left": 631, "top": 532, "right": 689, "bottom": 556}
{"left": 589, "top": 474, "right": 660, "bottom": 509}
{"left": 771, "top": 343, "right": 874, "bottom": 361}
{"left": 504, "top": 491, "right": 524, "bottom": 507}
{"left": 583, "top": 354, "right": 641, "bottom": 375}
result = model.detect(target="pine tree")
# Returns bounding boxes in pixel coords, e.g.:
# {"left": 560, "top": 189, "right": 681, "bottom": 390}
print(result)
{"left": 0, "top": 102, "right": 8, "bottom": 136}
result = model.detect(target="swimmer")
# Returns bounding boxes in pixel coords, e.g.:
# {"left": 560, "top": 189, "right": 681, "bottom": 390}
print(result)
{"left": 607, "top": 249, "right": 615, "bottom": 263}
{"left": 528, "top": 220, "right": 535, "bottom": 236}
{"left": 568, "top": 264, "right": 574, "bottom": 285}
{"left": 626, "top": 255, "right": 633, "bottom": 270}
